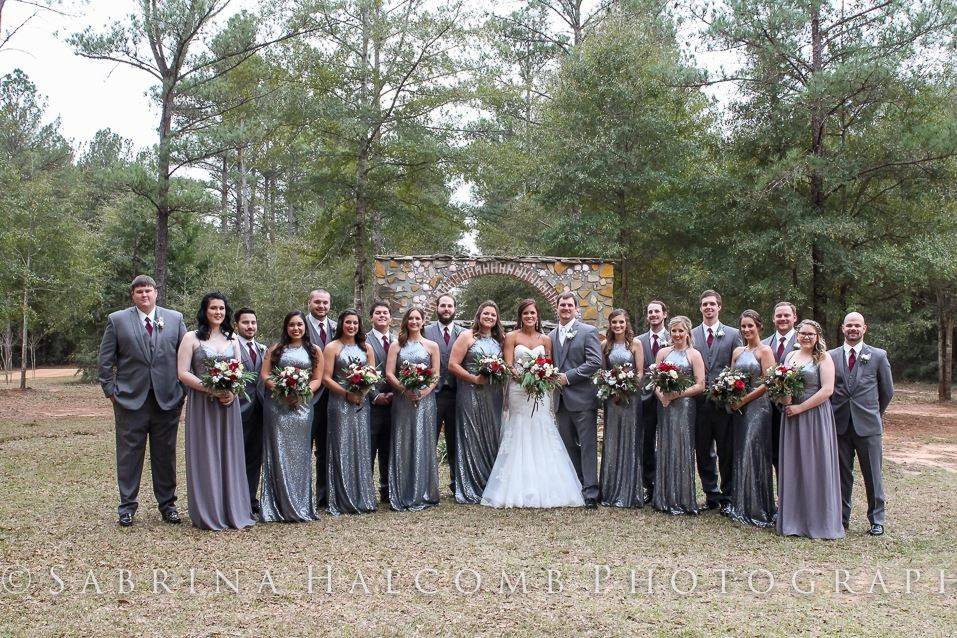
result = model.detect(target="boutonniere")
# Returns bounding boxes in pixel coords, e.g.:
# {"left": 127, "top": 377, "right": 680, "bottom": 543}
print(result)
{"left": 566, "top": 330, "right": 578, "bottom": 340}
{"left": 155, "top": 316, "right": 165, "bottom": 330}
{"left": 860, "top": 352, "right": 871, "bottom": 363}
{"left": 793, "top": 342, "right": 801, "bottom": 349}
{"left": 715, "top": 327, "right": 725, "bottom": 338}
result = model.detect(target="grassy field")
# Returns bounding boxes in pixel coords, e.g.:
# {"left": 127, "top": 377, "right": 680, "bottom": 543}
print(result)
{"left": 1, "top": 378, "right": 956, "bottom": 637}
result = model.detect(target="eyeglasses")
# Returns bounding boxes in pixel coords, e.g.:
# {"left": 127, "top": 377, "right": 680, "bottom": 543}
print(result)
{"left": 797, "top": 332, "right": 817, "bottom": 338}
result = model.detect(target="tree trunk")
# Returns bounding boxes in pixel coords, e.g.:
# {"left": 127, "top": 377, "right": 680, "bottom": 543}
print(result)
{"left": 155, "top": 86, "right": 174, "bottom": 306}
{"left": 808, "top": 2, "right": 827, "bottom": 333}
{"left": 938, "top": 289, "right": 954, "bottom": 402}
{"left": 354, "top": 153, "right": 369, "bottom": 314}
{"left": 220, "top": 154, "right": 229, "bottom": 231}
{"left": 19, "top": 252, "right": 29, "bottom": 391}
{"left": 2, "top": 320, "right": 11, "bottom": 384}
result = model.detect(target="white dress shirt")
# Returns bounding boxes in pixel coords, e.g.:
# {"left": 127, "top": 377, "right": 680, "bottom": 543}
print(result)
{"left": 559, "top": 318, "right": 576, "bottom": 346}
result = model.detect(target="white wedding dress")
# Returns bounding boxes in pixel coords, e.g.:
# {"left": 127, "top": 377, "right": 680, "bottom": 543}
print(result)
{"left": 481, "top": 344, "right": 585, "bottom": 508}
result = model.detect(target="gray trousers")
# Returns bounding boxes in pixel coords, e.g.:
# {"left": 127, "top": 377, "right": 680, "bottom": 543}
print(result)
{"left": 113, "top": 390, "right": 181, "bottom": 515}
{"left": 556, "top": 403, "right": 599, "bottom": 500}
{"left": 838, "top": 421, "right": 886, "bottom": 526}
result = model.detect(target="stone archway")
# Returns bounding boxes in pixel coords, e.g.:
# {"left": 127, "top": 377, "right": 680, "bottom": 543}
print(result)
{"left": 373, "top": 255, "right": 616, "bottom": 327}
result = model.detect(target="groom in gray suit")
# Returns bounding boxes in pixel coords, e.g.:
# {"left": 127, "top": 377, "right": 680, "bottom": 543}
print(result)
{"left": 98, "top": 275, "right": 187, "bottom": 526}
{"left": 829, "top": 312, "right": 894, "bottom": 536}
{"left": 305, "top": 289, "right": 336, "bottom": 507}
{"left": 235, "top": 307, "right": 266, "bottom": 515}
{"left": 691, "top": 289, "right": 742, "bottom": 513}
{"left": 550, "top": 292, "right": 603, "bottom": 508}
{"left": 367, "top": 301, "right": 395, "bottom": 502}
{"left": 424, "top": 294, "right": 464, "bottom": 494}
{"left": 637, "top": 299, "right": 669, "bottom": 502}
{"left": 761, "top": 301, "right": 798, "bottom": 476}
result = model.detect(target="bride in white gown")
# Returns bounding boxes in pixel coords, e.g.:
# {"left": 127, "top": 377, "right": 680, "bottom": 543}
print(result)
{"left": 481, "top": 299, "right": 584, "bottom": 508}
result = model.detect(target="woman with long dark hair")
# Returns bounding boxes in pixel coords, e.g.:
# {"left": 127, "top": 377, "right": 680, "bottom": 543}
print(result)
{"left": 323, "top": 309, "right": 377, "bottom": 515}
{"left": 259, "top": 311, "right": 324, "bottom": 522}
{"left": 176, "top": 292, "right": 255, "bottom": 530}
{"left": 384, "top": 307, "right": 441, "bottom": 511}
{"left": 598, "top": 308, "right": 645, "bottom": 508}
{"left": 447, "top": 300, "right": 506, "bottom": 504}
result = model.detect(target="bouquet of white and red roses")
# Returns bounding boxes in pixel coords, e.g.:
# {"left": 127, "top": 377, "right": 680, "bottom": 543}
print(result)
{"left": 761, "top": 362, "right": 806, "bottom": 404}
{"left": 201, "top": 358, "right": 257, "bottom": 400}
{"left": 397, "top": 360, "right": 435, "bottom": 407}
{"left": 708, "top": 367, "right": 752, "bottom": 413}
{"left": 517, "top": 353, "right": 561, "bottom": 414}
{"left": 343, "top": 358, "right": 382, "bottom": 408}
{"left": 593, "top": 363, "right": 641, "bottom": 404}
{"left": 644, "top": 361, "right": 694, "bottom": 395}
{"left": 267, "top": 365, "right": 313, "bottom": 404}
{"left": 474, "top": 354, "right": 508, "bottom": 386}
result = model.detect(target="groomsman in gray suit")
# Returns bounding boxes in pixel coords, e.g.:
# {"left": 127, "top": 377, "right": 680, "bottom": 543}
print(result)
{"left": 637, "top": 299, "right": 669, "bottom": 502}
{"left": 424, "top": 294, "right": 464, "bottom": 494}
{"left": 305, "top": 289, "right": 336, "bottom": 507}
{"left": 691, "top": 289, "right": 742, "bottom": 513}
{"left": 550, "top": 292, "right": 603, "bottom": 508}
{"left": 98, "top": 275, "right": 187, "bottom": 527}
{"left": 829, "top": 312, "right": 894, "bottom": 536}
{"left": 761, "top": 301, "right": 798, "bottom": 476}
{"left": 235, "top": 307, "right": 266, "bottom": 515}
{"left": 367, "top": 301, "right": 394, "bottom": 502}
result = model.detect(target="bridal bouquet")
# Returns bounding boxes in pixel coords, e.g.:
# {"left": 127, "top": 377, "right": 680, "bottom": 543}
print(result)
{"left": 397, "top": 360, "right": 435, "bottom": 407}
{"left": 201, "top": 358, "right": 256, "bottom": 400}
{"left": 517, "top": 354, "right": 561, "bottom": 414}
{"left": 708, "top": 367, "right": 752, "bottom": 413}
{"left": 593, "top": 363, "right": 641, "bottom": 404}
{"left": 267, "top": 365, "right": 313, "bottom": 403}
{"left": 644, "top": 361, "right": 694, "bottom": 395}
{"left": 343, "top": 358, "right": 382, "bottom": 408}
{"left": 761, "top": 362, "right": 806, "bottom": 404}
{"left": 475, "top": 354, "right": 508, "bottom": 385}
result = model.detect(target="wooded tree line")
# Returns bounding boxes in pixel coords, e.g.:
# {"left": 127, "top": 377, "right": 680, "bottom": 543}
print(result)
{"left": 2, "top": 0, "right": 957, "bottom": 398}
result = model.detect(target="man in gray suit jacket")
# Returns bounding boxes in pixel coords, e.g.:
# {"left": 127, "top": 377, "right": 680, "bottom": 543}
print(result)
{"left": 235, "top": 307, "right": 266, "bottom": 515}
{"left": 424, "top": 294, "right": 464, "bottom": 494}
{"left": 305, "top": 289, "right": 336, "bottom": 507}
{"left": 550, "top": 292, "right": 603, "bottom": 507}
{"left": 829, "top": 312, "right": 894, "bottom": 536}
{"left": 98, "top": 275, "right": 187, "bottom": 526}
{"left": 367, "top": 301, "right": 395, "bottom": 502}
{"left": 636, "top": 299, "right": 670, "bottom": 502}
{"left": 691, "top": 289, "right": 742, "bottom": 513}
{"left": 761, "top": 301, "right": 798, "bottom": 476}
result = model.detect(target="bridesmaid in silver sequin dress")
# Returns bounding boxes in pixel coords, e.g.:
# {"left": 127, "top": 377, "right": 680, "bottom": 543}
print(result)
{"left": 385, "top": 307, "right": 441, "bottom": 512}
{"left": 598, "top": 309, "right": 645, "bottom": 508}
{"left": 727, "top": 310, "right": 777, "bottom": 527}
{"left": 652, "top": 316, "right": 706, "bottom": 515}
{"left": 323, "top": 309, "right": 377, "bottom": 515}
{"left": 176, "top": 292, "right": 255, "bottom": 530}
{"left": 448, "top": 301, "right": 505, "bottom": 504}
{"left": 260, "top": 311, "right": 324, "bottom": 522}
{"left": 777, "top": 320, "right": 844, "bottom": 539}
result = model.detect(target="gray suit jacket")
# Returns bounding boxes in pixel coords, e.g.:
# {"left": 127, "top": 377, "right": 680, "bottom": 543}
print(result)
{"left": 367, "top": 331, "right": 393, "bottom": 399}
{"left": 237, "top": 338, "right": 266, "bottom": 418}
{"left": 829, "top": 344, "right": 894, "bottom": 437}
{"left": 549, "top": 321, "right": 602, "bottom": 412}
{"left": 98, "top": 306, "right": 187, "bottom": 411}
{"left": 305, "top": 314, "right": 336, "bottom": 403}
{"left": 691, "top": 322, "right": 742, "bottom": 385}
{"left": 762, "top": 332, "right": 798, "bottom": 364}
{"left": 637, "top": 330, "right": 668, "bottom": 400}
{"left": 425, "top": 321, "right": 464, "bottom": 391}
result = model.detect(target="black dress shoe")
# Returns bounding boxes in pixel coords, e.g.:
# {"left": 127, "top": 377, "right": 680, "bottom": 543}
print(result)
{"left": 584, "top": 498, "right": 598, "bottom": 509}
{"left": 118, "top": 513, "right": 133, "bottom": 527}
{"left": 161, "top": 510, "right": 182, "bottom": 524}
{"left": 705, "top": 501, "right": 721, "bottom": 510}
{"left": 643, "top": 490, "right": 653, "bottom": 504}
{"left": 719, "top": 502, "right": 732, "bottom": 516}
{"left": 867, "top": 524, "right": 884, "bottom": 536}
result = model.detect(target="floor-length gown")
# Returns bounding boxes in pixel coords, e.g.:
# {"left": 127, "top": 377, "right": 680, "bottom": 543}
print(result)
{"left": 481, "top": 344, "right": 584, "bottom": 508}
{"left": 185, "top": 342, "right": 256, "bottom": 530}
{"left": 729, "top": 349, "right": 776, "bottom": 527}
{"left": 599, "top": 342, "right": 644, "bottom": 508}
{"left": 777, "top": 360, "right": 844, "bottom": 539}
{"left": 454, "top": 336, "right": 505, "bottom": 504}
{"left": 653, "top": 349, "right": 698, "bottom": 515}
{"left": 389, "top": 340, "right": 440, "bottom": 511}
{"left": 260, "top": 345, "right": 319, "bottom": 522}
{"left": 327, "top": 343, "right": 377, "bottom": 515}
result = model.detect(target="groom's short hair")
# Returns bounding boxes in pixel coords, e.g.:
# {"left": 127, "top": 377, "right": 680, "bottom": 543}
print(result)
{"left": 699, "top": 289, "right": 722, "bottom": 304}
{"left": 234, "top": 307, "right": 256, "bottom": 322}
{"left": 129, "top": 274, "right": 156, "bottom": 293}
{"left": 557, "top": 291, "right": 577, "bottom": 304}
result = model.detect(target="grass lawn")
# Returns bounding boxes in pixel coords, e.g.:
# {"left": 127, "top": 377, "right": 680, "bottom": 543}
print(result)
{"left": 1, "top": 379, "right": 956, "bottom": 636}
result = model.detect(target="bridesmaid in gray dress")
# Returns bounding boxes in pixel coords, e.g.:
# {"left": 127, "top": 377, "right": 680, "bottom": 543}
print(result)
{"left": 385, "top": 307, "right": 442, "bottom": 512}
{"left": 599, "top": 309, "right": 645, "bottom": 508}
{"left": 176, "top": 292, "right": 255, "bottom": 531}
{"left": 652, "top": 316, "right": 706, "bottom": 515}
{"left": 448, "top": 301, "right": 505, "bottom": 504}
{"left": 777, "top": 320, "right": 844, "bottom": 539}
{"left": 323, "top": 309, "right": 377, "bottom": 515}
{"left": 727, "top": 310, "right": 777, "bottom": 527}
{"left": 260, "top": 311, "right": 324, "bottom": 523}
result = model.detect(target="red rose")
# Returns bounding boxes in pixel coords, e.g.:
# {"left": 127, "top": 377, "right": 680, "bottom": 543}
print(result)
{"left": 536, "top": 356, "right": 546, "bottom": 365}
{"left": 734, "top": 379, "right": 746, "bottom": 391}
{"left": 286, "top": 378, "right": 297, "bottom": 387}
{"left": 228, "top": 361, "right": 239, "bottom": 371}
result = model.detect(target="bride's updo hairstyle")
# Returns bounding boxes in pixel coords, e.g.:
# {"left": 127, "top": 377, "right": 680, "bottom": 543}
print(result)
{"left": 516, "top": 298, "right": 542, "bottom": 333}
{"left": 398, "top": 307, "right": 425, "bottom": 348}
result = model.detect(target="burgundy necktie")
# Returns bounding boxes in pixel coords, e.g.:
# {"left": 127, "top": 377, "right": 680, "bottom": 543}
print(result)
{"left": 444, "top": 327, "right": 450, "bottom": 346}
{"left": 848, "top": 349, "right": 857, "bottom": 372}
{"left": 707, "top": 328, "right": 714, "bottom": 348}
{"left": 248, "top": 341, "right": 258, "bottom": 365}
{"left": 319, "top": 322, "right": 327, "bottom": 345}
{"left": 652, "top": 334, "right": 660, "bottom": 357}
{"left": 777, "top": 336, "right": 785, "bottom": 362}
{"left": 382, "top": 335, "right": 390, "bottom": 355}
{"left": 145, "top": 317, "right": 153, "bottom": 336}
